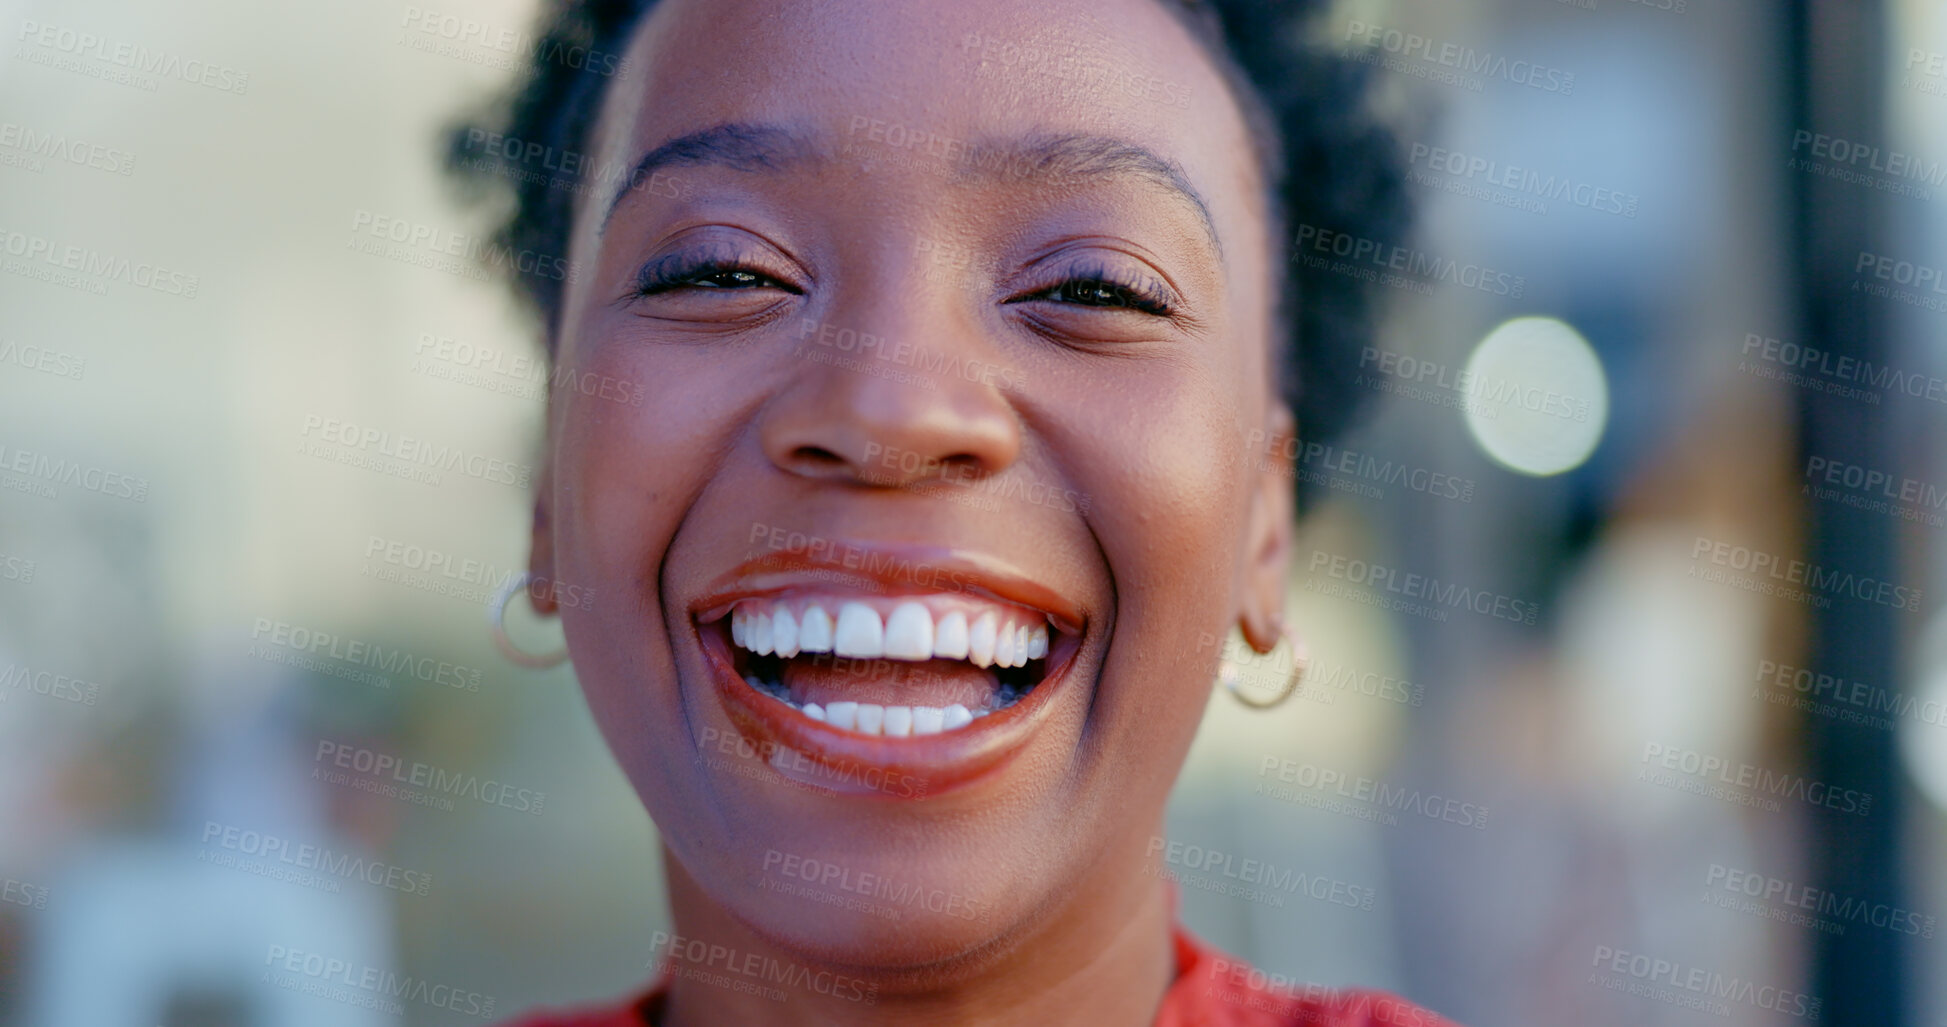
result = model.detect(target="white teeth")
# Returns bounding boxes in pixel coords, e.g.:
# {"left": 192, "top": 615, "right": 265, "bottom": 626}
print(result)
{"left": 833, "top": 602, "right": 885, "bottom": 658}
{"left": 825, "top": 701, "right": 859, "bottom": 731}
{"left": 798, "top": 604, "right": 834, "bottom": 653}
{"left": 993, "top": 622, "right": 1016, "bottom": 668}
{"left": 727, "top": 598, "right": 1059, "bottom": 735}
{"left": 855, "top": 703, "right": 885, "bottom": 734}
{"left": 730, "top": 600, "right": 1053, "bottom": 666}
{"left": 884, "top": 602, "right": 934, "bottom": 660}
{"left": 968, "top": 612, "right": 998, "bottom": 667}
{"left": 772, "top": 606, "right": 799, "bottom": 658}
{"left": 751, "top": 612, "right": 774, "bottom": 656}
{"left": 933, "top": 611, "right": 969, "bottom": 659}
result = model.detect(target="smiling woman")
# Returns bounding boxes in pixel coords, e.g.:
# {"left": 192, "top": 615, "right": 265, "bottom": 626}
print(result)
{"left": 447, "top": 0, "right": 1439, "bottom": 1024}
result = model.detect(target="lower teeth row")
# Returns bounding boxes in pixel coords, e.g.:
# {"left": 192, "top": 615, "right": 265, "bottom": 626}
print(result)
{"left": 743, "top": 675, "right": 1025, "bottom": 735}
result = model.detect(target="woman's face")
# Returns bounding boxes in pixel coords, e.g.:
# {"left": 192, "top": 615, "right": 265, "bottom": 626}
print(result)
{"left": 535, "top": 0, "right": 1291, "bottom": 968}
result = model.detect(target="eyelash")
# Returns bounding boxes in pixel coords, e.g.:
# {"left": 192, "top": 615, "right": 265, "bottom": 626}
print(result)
{"left": 632, "top": 252, "right": 798, "bottom": 296}
{"left": 630, "top": 254, "right": 1176, "bottom": 318}
{"left": 1020, "top": 264, "right": 1176, "bottom": 317}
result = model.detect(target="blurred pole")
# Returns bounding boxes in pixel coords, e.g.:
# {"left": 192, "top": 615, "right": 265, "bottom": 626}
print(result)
{"left": 1788, "top": 0, "right": 1908, "bottom": 1023}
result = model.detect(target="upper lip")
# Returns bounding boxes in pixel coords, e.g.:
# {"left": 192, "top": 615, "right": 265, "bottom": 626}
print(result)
{"left": 690, "top": 543, "right": 1086, "bottom": 636}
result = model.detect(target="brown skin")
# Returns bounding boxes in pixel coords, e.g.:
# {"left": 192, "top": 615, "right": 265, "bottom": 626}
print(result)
{"left": 525, "top": 0, "right": 1298, "bottom": 1022}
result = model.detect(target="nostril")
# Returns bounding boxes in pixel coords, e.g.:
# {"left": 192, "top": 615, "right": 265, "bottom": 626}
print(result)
{"left": 787, "top": 446, "right": 851, "bottom": 477}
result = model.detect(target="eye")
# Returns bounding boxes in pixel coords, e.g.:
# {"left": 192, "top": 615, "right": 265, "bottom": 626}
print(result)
{"left": 634, "top": 257, "right": 800, "bottom": 297}
{"left": 1035, "top": 277, "right": 1174, "bottom": 316}
{"left": 1007, "top": 261, "right": 1178, "bottom": 318}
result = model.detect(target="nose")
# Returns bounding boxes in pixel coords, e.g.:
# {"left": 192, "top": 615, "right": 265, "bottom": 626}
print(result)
{"left": 759, "top": 315, "right": 1022, "bottom": 488}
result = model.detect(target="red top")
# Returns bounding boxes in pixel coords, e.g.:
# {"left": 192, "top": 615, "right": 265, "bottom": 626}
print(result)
{"left": 500, "top": 925, "right": 1458, "bottom": 1027}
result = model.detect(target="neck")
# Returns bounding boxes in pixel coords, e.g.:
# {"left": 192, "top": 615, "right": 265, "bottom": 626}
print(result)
{"left": 656, "top": 832, "right": 1176, "bottom": 1027}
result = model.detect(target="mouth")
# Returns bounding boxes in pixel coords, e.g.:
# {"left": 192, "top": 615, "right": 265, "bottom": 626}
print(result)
{"left": 691, "top": 548, "right": 1086, "bottom": 796}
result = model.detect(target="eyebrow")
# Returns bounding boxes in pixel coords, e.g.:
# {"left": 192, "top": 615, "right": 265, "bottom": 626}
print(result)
{"left": 602, "top": 122, "right": 825, "bottom": 230}
{"left": 603, "top": 121, "right": 1221, "bottom": 253}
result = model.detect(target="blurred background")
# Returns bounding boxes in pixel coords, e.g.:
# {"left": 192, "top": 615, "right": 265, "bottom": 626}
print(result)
{"left": 2, "top": 0, "right": 1943, "bottom": 1023}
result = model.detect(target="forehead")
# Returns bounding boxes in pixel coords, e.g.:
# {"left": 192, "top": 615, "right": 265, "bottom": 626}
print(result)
{"left": 580, "top": 0, "right": 1266, "bottom": 245}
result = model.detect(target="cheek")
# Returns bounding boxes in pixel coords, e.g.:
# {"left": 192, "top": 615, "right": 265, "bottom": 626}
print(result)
{"left": 1060, "top": 358, "right": 1254, "bottom": 746}
{"left": 545, "top": 343, "right": 752, "bottom": 763}
{"left": 550, "top": 337, "right": 754, "bottom": 580}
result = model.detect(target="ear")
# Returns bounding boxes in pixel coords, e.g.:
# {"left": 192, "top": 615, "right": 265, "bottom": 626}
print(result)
{"left": 527, "top": 458, "right": 560, "bottom": 617}
{"left": 1240, "top": 404, "right": 1296, "bottom": 654}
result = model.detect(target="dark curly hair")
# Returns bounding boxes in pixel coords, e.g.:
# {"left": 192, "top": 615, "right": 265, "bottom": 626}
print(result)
{"left": 445, "top": 0, "right": 1411, "bottom": 501}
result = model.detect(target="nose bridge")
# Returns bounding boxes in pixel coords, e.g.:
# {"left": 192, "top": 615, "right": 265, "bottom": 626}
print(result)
{"left": 759, "top": 267, "right": 1022, "bottom": 486}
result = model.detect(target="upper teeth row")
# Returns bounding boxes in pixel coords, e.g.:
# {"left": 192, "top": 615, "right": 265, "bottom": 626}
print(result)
{"left": 731, "top": 600, "right": 1049, "bottom": 668}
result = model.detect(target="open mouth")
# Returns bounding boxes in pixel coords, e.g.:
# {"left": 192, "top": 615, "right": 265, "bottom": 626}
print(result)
{"left": 688, "top": 546, "right": 1089, "bottom": 795}
{"left": 710, "top": 595, "right": 1061, "bottom": 737}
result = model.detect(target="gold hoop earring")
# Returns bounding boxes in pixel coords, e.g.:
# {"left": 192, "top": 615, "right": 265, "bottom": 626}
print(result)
{"left": 489, "top": 572, "right": 569, "bottom": 669}
{"left": 1219, "top": 625, "right": 1308, "bottom": 710}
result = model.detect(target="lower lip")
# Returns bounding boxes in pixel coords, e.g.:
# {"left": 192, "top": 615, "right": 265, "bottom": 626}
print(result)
{"left": 696, "top": 620, "right": 1080, "bottom": 798}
